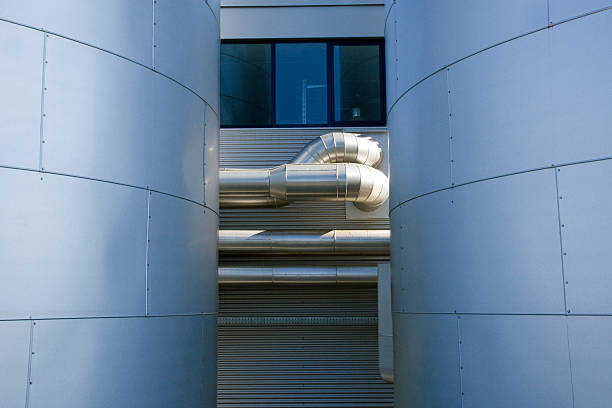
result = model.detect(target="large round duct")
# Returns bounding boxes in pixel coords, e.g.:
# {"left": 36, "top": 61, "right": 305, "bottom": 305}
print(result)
{"left": 387, "top": 1, "right": 612, "bottom": 407}
{"left": 0, "top": 1, "right": 219, "bottom": 407}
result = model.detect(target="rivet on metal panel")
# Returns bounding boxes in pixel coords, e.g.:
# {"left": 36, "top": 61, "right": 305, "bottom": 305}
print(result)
{"left": 567, "top": 310, "right": 571, "bottom": 313}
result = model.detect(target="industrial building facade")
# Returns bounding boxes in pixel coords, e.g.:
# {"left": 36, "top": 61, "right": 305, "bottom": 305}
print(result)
{"left": 1, "top": 1, "right": 612, "bottom": 407}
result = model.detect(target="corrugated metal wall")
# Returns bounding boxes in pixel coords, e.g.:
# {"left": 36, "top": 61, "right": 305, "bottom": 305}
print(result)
{"left": 218, "top": 127, "right": 393, "bottom": 406}
{"left": 217, "top": 285, "right": 393, "bottom": 407}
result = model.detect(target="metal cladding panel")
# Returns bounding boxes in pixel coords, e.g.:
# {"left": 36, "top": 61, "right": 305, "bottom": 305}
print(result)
{"left": 390, "top": 190, "right": 455, "bottom": 314}
{"left": 384, "top": 4, "right": 398, "bottom": 110}
{"left": 392, "top": 170, "right": 565, "bottom": 314}
{"left": 567, "top": 316, "right": 612, "bottom": 408}
{"left": 550, "top": 9, "right": 612, "bottom": 165}
{"left": 220, "top": 5, "right": 385, "bottom": 39}
{"left": 549, "top": 0, "right": 612, "bottom": 23}
{"left": 42, "top": 35, "right": 206, "bottom": 203}
{"left": 388, "top": 71, "right": 450, "bottom": 207}
{"left": 448, "top": 30, "right": 552, "bottom": 185}
{"left": 392, "top": 313, "right": 460, "bottom": 408}
{"left": 0, "top": 22, "right": 43, "bottom": 170}
{"left": 0, "top": 169, "right": 147, "bottom": 319}
{"left": 155, "top": 0, "right": 219, "bottom": 113}
{"left": 208, "top": 0, "right": 221, "bottom": 22}
{"left": 393, "top": 0, "right": 548, "bottom": 95}
{"left": 459, "top": 315, "right": 573, "bottom": 408}
{"left": 218, "top": 285, "right": 393, "bottom": 407}
{"left": 557, "top": 160, "right": 612, "bottom": 314}
{"left": 205, "top": 105, "right": 220, "bottom": 212}
{"left": 28, "top": 316, "right": 215, "bottom": 408}
{"left": 147, "top": 192, "right": 217, "bottom": 316}
{"left": 0, "top": 321, "right": 30, "bottom": 408}
{"left": 449, "top": 170, "right": 565, "bottom": 314}
{"left": 0, "top": 0, "right": 153, "bottom": 66}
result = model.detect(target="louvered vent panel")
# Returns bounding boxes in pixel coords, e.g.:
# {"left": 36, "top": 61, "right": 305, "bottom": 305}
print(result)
{"left": 217, "top": 285, "right": 394, "bottom": 407}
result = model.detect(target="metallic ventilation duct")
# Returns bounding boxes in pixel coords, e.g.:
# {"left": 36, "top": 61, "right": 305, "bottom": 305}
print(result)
{"left": 219, "top": 132, "right": 388, "bottom": 210}
{"left": 291, "top": 131, "right": 383, "bottom": 168}
{"left": 218, "top": 229, "right": 390, "bottom": 256}
{"left": 220, "top": 163, "right": 389, "bottom": 210}
{"left": 218, "top": 266, "right": 377, "bottom": 284}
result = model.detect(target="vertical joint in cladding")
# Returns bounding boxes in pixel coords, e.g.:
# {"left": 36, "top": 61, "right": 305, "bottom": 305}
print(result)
{"left": 38, "top": 33, "right": 48, "bottom": 172}
{"left": 554, "top": 168, "right": 569, "bottom": 314}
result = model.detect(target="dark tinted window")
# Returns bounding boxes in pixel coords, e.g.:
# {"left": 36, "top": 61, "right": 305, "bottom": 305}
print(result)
{"left": 333, "top": 44, "right": 382, "bottom": 123}
{"left": 220, "top": 43, "right": 272, "bottom": 127}
{"left": 275, "top": 43, "right": 327, "bottom": 125}
{"left": 220, "top": 40, "right": 385, "bottom": 127}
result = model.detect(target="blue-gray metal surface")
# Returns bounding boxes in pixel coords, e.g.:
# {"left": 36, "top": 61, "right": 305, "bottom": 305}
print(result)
{"left": 567, "top": 316, "right": 612, "bottom": 408}
{"left": 459, "top": 316, "right": 573, "bottom": 408}
{"left": 147, "top": 192, "right": 218, "bottom": 316}
{"left": 387, "top": 1, "right": 612, "bottom": 406}
{"left": 0, "top": 0, "right": 153, "bottom": 65}
{"left": 549, "top": 0, "right": 612, "bottom": 23}
{"left": 392, "top": 314, "right": 461, "bottom": 408}
{"left": 557, "top": 160, "right": 612, "bottom": 314}
{"left": 27, "top": 316, "right": 215, "bottom": 408}
{"left": 0, "top": 169, "right": 147, "bottom": 319}
{"left": 0, "top": 0, "right": 219, "bottom": 405}
{"left": 0, "top": 23, "right": 43, "bottom": 170}
{"left": 387, "top": 70, "right": 450, "bottom": 207}
{"left": 0, "top": 321, "right": 30, "bottom": 408}
{"left": 155, "top": 0, "right": 219, "bottom": 112}
{"left": 42, "top": 35, "right": 206, "bottom": 204}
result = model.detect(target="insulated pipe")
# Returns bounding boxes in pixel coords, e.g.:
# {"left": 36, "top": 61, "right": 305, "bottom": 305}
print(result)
{"left": 218, "top": 266, "right": 377, "bottom": 284}
{"left": 218, "top": 229, "right": 390, "bottom": 256}
{"left": 220, "top": 163, "right": 389, "bottom": 210}
{"left": 291, "top": 131, "right": 383, "bottom": 168}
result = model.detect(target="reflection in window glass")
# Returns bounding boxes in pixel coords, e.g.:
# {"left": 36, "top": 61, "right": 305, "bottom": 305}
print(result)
{"left": 220, "top": 43, "right": 272, "bottom": 127}
{"left": 333, "top": 45, "right": 382, "bottom": 123}
{"left": 275, "top": 43, "right": 327, "bottom": 125}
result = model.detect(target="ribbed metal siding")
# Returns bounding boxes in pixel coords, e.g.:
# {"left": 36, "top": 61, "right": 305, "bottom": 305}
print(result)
{"left": 217, "top": 285, "right": 394, "bottom": 407}
{"left": 219, "top": 127, "right": 390, "bottom": 231}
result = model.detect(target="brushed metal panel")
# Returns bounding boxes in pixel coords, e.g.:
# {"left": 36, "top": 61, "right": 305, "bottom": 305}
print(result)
{"left": 390, "top": 190, "right": 455, "bottom": 314}
{"left": 388, "top": 71, "right": 450, "bottom": 208}
{"left": 393, "top": 0, "right": 547, "bottom": 95}
{"left": 385, "top": 4, "right": 398, "bottom": 109}
{"left": 450, "top": 170, "right": 565, "bottom": 314}
{"left": 0, "top": 321, "right": 30, "bottom": 408}
{"left": 205, "top": 105, "right": 220, "bottom": 212}
{"left": 0, "top": 22, "right": 43, "bottom": 169}
{"left": 28, "top": 316, "right": 213, "bottom": 408}
{"left": 460, "top": 315, "right": 573, "bottom": 408}
{"left": 0, "top": 0, "right": 153, "bottom": 66}
{"left": 151, "top": 74, "right": 206, "bottom": 203}
{"left": 557, "top": 160, "right": 612, "bottom": 314}
{"left": 449, "top": 30, "right": 553, "bottom": 184}
{"left": 550, "top": 9, "right": 612, "bottom": 166}
{"left": 155, "top": 0, "right": 219, "bottom": 112}
{"left": 42, "top": 35, "right": 206, "bottom": 203}
{"left": 0, "top": 169, "right": 147, "bottom": 319}
{"left": 392, "top": 170, "right": 564, "bottom": 314}
{"left": 220, "top": 5, "right": 385, "bottom": 40}
{"left": 147, "top": 192, "right": 217, "bottom": 316}
{"left": 549, "top": 0, "right": 612, "bottom": 23}
{"left": 393, "top": 313, "right": 460, "bottom": 408}
{"left": 567, "top": 316, "right": 612, "bottom": 408}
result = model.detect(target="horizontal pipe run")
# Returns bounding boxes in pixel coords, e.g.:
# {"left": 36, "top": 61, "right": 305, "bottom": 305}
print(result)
{"left": 218, "top": 229, "right": 390, "bottom": 256}
{"left": 220, "top": 163, "right": 389, "bottom": 210}
{"left": 218, "top": 266, "right": 378, "bottom": 284}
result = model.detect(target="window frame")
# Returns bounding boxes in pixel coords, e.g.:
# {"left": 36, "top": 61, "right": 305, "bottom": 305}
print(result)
{"left": 220, "top": 38, "right": 386, "bottom": 128}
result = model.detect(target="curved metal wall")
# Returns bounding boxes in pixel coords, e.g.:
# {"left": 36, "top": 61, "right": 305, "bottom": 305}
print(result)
{"left": 0, "top": 1, "right": 219, "bottom": 406}
{"left": 386, "top": 1, "right": 612, "bottom": 407}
